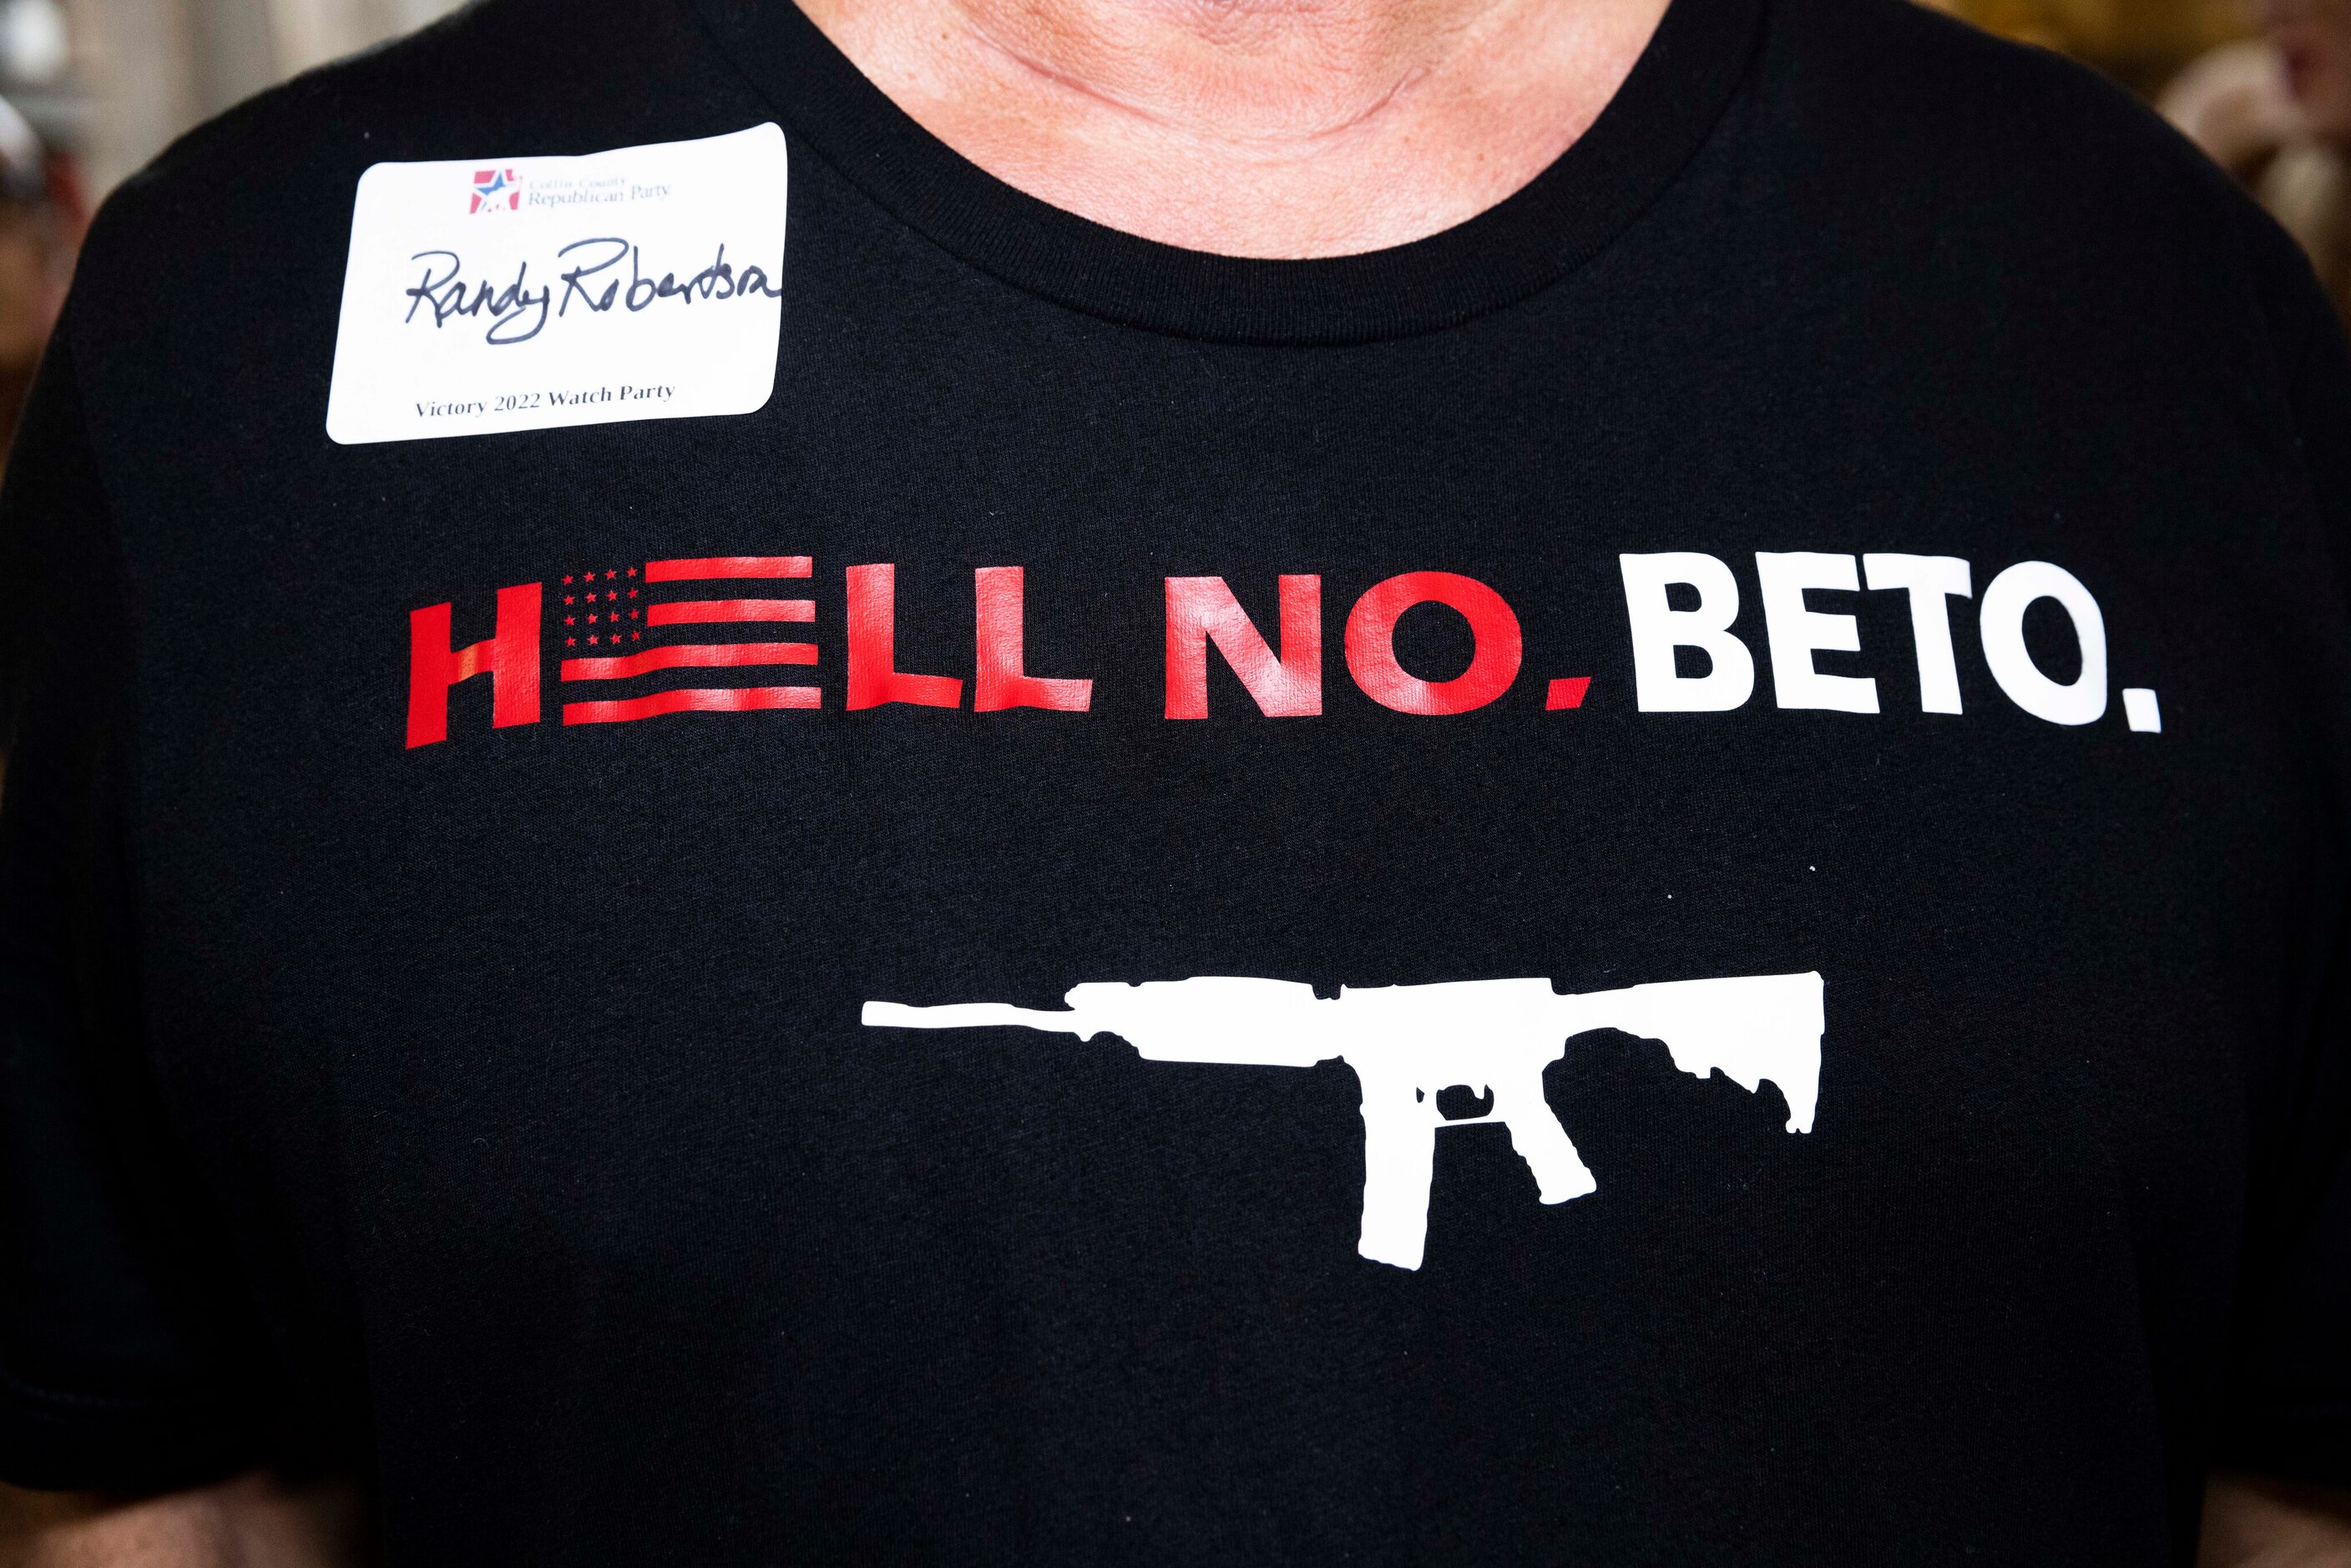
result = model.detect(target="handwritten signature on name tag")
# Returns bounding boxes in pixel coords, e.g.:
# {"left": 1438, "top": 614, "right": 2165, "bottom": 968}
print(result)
{"left": 403, "top": 236, "right": 781, "bottom": 347}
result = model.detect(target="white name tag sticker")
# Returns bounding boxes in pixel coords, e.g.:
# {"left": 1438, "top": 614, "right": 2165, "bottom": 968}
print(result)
{"left": 326, "top": 124, "right": 786, "bottom": 445}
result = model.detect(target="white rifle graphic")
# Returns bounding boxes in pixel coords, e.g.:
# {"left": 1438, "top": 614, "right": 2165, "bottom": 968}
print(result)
{"left": 863, "top": 973, "right": 1823, "bottom": 1270}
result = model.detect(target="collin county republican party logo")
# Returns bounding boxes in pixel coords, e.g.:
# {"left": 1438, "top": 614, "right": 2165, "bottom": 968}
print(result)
{"left": 468, "top": 168, "right": 519, "bottom": 214}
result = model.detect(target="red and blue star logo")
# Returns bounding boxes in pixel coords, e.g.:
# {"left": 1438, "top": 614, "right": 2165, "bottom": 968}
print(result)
{"left": 469, "top": 168, "right": 519, "bottom": 215}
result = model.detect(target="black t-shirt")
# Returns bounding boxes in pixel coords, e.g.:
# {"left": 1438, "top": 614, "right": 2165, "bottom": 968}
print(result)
{"left": 3, "top": 0, "right": 2349, "bottom": 1558}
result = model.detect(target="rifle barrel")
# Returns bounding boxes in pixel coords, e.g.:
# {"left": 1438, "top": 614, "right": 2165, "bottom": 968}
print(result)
{"left": 862, "top": 1000, "right": 1079, "bottom": 1033}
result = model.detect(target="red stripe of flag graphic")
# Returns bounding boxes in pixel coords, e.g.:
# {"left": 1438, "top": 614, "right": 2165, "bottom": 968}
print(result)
{"left": 564, "top": 686, "right": 820, "bottom": 725}
{"left": 648, "top": 599, "right": 816, "bottom": 625}
{"left": 560, "top": 641, "right": 817, "bottom": 681}
{"left": 645, "top": 556, "right": 812, "bottom": 581}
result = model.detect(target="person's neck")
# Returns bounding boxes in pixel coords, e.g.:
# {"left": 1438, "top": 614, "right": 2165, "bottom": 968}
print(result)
{"left": 793, "top": 0, "right": 1671, "bottom": 257}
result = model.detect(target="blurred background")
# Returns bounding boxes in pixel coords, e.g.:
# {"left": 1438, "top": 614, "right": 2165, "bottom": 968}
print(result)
{"left": 0, "top": 0, "right": 463, "bottom": 443}
{"left": 0, "top": 0, "right": 2331, "bottom": 450}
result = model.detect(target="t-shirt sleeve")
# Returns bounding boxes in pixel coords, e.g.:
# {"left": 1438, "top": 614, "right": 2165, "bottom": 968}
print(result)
{"left": 0, "top": 320, "right": 281, "bottom": 1492}
{"left": 2212, "top": 220, "right": 2351, "bottom": 1491}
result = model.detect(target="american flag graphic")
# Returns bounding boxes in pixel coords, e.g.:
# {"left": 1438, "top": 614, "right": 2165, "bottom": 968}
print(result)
{"left": 557, "top": 558, "right": 819, "bottom": 725}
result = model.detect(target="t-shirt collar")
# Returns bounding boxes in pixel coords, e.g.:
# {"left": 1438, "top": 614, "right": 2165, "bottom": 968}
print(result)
{"left": 687, "top": 0, "right": 1768, "bottom": 346}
